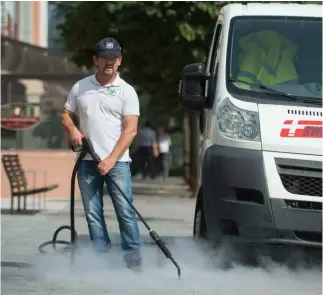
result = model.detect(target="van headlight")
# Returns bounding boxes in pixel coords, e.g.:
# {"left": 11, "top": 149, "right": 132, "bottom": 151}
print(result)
{"left": 216, "top": 98, "right": 260, "bottom": 141}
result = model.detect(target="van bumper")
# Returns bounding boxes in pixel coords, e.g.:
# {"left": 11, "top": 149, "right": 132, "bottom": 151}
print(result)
{"left": 202, "top": 145, "right": 322, "bottom": 248}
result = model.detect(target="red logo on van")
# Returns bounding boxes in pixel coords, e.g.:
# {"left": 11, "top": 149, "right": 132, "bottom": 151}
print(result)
{"left": 280, "top": 120, "right": 323, "bottom": 138}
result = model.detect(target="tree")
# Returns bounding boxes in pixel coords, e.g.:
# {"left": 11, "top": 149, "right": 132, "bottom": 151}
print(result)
{"left": 56, "top": 1, "right": 223, "bottom": 124}
{"left": 54, "top": 1, "right": 226, "bottom": 188}
{"left": 55, "top": 0, "right": 312, "bottom": 117}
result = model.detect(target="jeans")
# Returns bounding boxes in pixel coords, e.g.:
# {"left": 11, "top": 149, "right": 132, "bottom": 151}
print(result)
{"left": 158, "top": 152, "right": 170, "bottom": 179}
{"left": 138, "top": 146, "right": 157, "bottom": 179}
{"left": 77, "top": 160, "right": 141, "bottom": 263}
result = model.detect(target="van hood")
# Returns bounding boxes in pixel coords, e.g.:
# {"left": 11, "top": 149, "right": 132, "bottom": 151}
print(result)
{"left": 258, "top": 104, "right": 323, "bottom": 156}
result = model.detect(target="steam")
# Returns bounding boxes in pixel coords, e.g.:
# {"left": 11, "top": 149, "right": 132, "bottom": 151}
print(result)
{"left": 34, "top": 237, "right": 322, "bottom": 294}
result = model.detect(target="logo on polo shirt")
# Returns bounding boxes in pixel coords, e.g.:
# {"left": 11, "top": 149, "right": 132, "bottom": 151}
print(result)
{"left": 107, "top": 85, "right": 120, "bottom": 96}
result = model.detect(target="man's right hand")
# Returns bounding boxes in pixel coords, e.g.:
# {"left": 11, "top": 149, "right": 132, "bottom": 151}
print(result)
{"left": 70, "top": 127, "right": 84, "bottom": 148}
{"left": 61, "top": 109, "right": 83, "bottom": 148}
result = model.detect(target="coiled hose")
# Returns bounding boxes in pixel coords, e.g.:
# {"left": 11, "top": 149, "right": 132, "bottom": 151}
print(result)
{"left": 38, "top": 150, "right": 85, "bottom": 258}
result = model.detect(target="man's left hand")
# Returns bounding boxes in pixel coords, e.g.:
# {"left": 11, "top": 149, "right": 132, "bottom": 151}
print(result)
{"left": 97, "top": 156, "right": 117, "bottom": 175}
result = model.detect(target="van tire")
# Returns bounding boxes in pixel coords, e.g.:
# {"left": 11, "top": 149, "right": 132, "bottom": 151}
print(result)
{"left": 193, "top": 188, "right": 207, "bottom": 239}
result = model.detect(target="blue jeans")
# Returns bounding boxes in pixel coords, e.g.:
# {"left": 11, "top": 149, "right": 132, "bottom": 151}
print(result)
{"left": 77, "top": 160, "right": 141, "bottom": 261}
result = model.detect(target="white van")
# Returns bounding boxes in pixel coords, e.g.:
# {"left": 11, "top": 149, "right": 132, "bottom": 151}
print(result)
{"left": 178, "top": 3, "right": 322, "bottom": 248}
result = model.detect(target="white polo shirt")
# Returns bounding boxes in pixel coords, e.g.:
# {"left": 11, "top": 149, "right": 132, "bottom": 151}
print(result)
{"left": 64, "top": 73, "right": 140, "bottom": 162}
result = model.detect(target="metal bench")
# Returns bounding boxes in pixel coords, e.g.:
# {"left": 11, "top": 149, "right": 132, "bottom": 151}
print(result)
{"left": 2, "top": 154, "right": 59, "bottom": 214}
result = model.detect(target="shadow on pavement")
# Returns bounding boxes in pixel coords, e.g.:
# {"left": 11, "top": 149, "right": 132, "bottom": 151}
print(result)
{"left": 1, "top": 261, "right": 33, "bottom": 268}
{"left": 44, "top": 210, "right": 186, "bottom": 223}
{"left": 1, "top": 209, "right": 41, "bottom": 215}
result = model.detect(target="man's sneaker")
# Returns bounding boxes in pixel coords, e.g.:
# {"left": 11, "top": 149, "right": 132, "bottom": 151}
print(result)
{"left": 124, "top": 253, "right": 142, "bottom": 272}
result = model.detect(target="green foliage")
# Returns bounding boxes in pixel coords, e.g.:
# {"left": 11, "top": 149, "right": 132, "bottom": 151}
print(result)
{"left": 56, "top": 1, "right": 313, "bottom": 127}
{"left": 56, "top": 1, "right": 224, "bottom": 125}
{"left": 169, "top": 166, "right": 185, "bottom": 177}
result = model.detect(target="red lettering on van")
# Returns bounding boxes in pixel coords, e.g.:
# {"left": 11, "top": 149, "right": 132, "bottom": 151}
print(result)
{"left": 280, "top": 120, "right": 322, "bottom": 138}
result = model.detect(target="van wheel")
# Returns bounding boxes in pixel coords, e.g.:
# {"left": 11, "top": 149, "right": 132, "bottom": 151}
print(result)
{"left": 193, "top": 188, "right": 207, "bottom": 239}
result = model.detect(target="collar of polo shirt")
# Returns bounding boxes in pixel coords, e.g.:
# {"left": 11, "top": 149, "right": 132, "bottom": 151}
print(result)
{"left": 91, "top": 72, "right": 121, "bottom": 87}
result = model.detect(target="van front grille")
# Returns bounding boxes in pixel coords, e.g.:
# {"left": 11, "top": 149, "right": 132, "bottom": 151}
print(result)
{"left": 275, "top": 158, "right": 322, "bottom": 197}
{"left": 280, "top": 174, "right": 322, "bottom": 197}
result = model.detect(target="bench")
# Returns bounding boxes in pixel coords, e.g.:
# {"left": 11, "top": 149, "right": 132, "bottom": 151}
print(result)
{"left": 2, "top": 154, "right": 59, "bottom": 214}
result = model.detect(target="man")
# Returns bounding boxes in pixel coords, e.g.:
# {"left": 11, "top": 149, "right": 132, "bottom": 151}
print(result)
{"left": 61, "top": 37, "right": 142, "bottom": 270}
{"left": 137, "top": 121, "right": 159, "bottom": 179}
{"left": 157, "top": 126, "right": 172, "bottom": 179}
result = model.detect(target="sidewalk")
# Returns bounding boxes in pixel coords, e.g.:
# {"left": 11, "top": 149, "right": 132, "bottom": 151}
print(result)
{"left": 1, "top": 179, "right": 197, "bottom": 295}
{"left": 0, "top": 177, "right": 192, "bottom": 216}
{"left": 131, "top": 176, "right": 191, "bottom": 198}
{"left": 0, "top": 176, "right": 191, "bottom": 204}
{"left": 2, "top": 177, "right": 321, "bottom": 295}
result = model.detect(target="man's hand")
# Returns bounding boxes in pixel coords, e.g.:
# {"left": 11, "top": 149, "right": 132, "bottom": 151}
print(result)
{"left": 97, "top": 155, "right": 117, "bottom": 175}
{"left": 70, "top": 127, "right": 84, "bottom": 148}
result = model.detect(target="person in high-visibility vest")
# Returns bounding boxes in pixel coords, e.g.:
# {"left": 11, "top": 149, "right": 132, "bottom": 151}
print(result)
{"left": 236, "top": 30, "right": 299, "bottom": 86}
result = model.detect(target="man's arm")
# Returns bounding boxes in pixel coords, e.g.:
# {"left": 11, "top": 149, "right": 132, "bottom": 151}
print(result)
{"left": 61, "top": 109, "right": 76, "bottom": 134}
{"left": 110, "top": 115, "right": 138, "bottom": 159}
{"left": 61, "top": 109, "right": 84, "bottom": 147}
{"left": 61, "top": 83, "right": 83, "bottom": 147}
{"left": 152, "top": 132, "right": 159, "bottom": 157}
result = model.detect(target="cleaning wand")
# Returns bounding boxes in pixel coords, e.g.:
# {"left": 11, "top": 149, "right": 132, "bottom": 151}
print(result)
{"left": 82, "top": 137, "right": 182, "bottom": 279}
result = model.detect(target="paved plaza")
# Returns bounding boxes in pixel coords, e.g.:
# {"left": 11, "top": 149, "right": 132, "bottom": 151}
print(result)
{"left": 1, "top": 178, "right": 322, "bottom": 295}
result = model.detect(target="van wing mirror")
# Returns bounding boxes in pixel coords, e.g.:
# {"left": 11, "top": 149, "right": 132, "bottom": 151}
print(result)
{"left": 178, "top": 63, "right": 209, "bottom": 111}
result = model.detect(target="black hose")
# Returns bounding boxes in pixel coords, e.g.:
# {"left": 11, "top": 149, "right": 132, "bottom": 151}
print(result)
{"left": 38, "top": 138, "right": 182, "bottom": 279}
{"left": 38, "top": 150, "right": 86, "bottom": 256}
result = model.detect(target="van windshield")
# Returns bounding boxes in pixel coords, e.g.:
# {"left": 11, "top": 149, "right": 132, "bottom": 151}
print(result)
{"left": 226, "top": 16, "right": 322, "bottom": 105}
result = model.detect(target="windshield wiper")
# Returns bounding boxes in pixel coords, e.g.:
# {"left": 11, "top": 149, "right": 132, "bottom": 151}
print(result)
{"left": 228, "top": 78, "right": 322, "bottom": 105}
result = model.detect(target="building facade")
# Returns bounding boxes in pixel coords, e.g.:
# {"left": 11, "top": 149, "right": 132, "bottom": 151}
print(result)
{"left": 1, "top": 1, "right": 79, "bottom": 199}
{"left": 1, "top": 1, "right": 48, "bottom": 47}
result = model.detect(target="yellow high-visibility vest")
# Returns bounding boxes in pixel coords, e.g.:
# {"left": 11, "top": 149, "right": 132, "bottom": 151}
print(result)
{"left": 237, "top": 30, "right": 298, "bottom": 86}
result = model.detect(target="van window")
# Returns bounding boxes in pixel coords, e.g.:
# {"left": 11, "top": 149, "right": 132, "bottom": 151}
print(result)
{"left": 226, "top": 16, "right": 322, "bottom": 105}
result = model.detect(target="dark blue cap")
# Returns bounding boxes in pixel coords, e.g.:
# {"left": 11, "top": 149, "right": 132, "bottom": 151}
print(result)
{"left": 94, "top": 37, "right": 122, "bottom": 57}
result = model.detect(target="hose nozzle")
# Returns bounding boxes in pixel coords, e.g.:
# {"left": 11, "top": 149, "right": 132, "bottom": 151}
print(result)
{"left": 149, "top": 230, "right": 182, "bottom": 279}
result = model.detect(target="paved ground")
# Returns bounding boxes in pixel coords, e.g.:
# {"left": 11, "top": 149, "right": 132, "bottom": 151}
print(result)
{"left": 1, "top": 178, "right": 322, "bottom": 295}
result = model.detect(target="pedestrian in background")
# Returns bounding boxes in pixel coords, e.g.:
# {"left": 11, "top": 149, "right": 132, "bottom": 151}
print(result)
{"left": 157, "top": 126, "right": 172, "bottom": 179}
{"left": 138, "top": 121, "right": 159, "bottom": 179}
{"left": 61, "top": 36, "right": 142, "bottom": 271}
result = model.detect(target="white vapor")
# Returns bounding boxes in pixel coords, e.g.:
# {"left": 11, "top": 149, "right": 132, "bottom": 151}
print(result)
{"left": 33, "top": 236, "right": 322, "bottom": 295}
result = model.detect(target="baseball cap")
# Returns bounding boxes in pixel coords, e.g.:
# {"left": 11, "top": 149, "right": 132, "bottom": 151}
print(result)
{"left": 94, "top": 37, "right": 122, "bottom": 57}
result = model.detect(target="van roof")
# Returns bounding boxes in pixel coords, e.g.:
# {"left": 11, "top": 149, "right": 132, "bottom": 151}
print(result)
{"left": 221, "top": 3, "right": 322, "bottom": 18}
